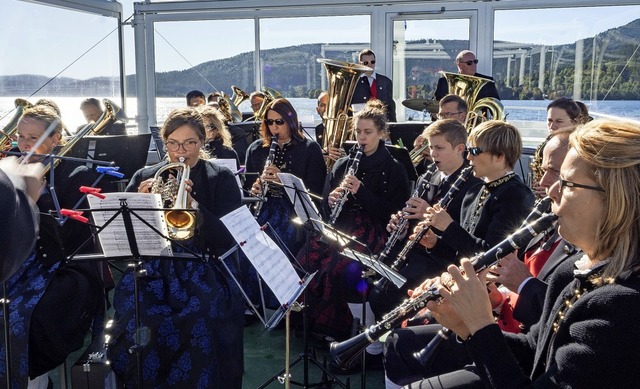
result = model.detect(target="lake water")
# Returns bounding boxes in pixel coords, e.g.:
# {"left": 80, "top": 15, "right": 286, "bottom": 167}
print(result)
{"left": 2, "top": 96, "right": 639, "bottom": 134}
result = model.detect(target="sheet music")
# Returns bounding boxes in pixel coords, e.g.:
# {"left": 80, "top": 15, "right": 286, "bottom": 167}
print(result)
{"left": 220, "top": 206, "right": 301, "bottom": 305}
{"left": 87, "top": 192, "right": 173, "bottom": 257}
{"left": 209, "top": 158, "right": 242, "bottom": 191}
{"left": 278, "top": 172, "right": 323, "bottom": 232}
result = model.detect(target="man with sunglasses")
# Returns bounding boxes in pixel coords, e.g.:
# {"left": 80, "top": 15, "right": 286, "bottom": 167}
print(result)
{"left": 434, "top": 50, "right": 501, "bottom": 102}
{"left": 351, "top": 48, "right": 397, "bottom": 122}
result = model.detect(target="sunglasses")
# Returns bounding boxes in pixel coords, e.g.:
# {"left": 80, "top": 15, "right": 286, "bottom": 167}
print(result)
{"left": 361, "top": 60, "right": 376, "bottom": 66}
{"left": 265, "top": 118, "right": 286, "bottom": 126}
{"left": 459, "top": 59, "right": 479, "bottom": 66}
{"left": 467, "top": 146, "right": 484, "bottom": 156}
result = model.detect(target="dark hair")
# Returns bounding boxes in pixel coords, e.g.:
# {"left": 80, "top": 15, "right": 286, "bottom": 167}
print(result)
{"left": 547, "top": 97, "right": 583, "bottom": 124}
{"left": 439, "top": 94, "right": 468, "bottom": 113}
{"left": 186, "top": 90, "right": 205, "bottom": 105}
{"left": 574, "top": 101, "right": 593, "bottom": 124}
{"left": 358, "top": 49, "right": 376, "bottom": 61}
{"left": 260, "top": 98, "right": 303, "bottom": 146}
{"left": 161, "top": 107, "right": 206, "bottom": 142}
{"left": 424, "top": 119, "right": 467, "bottom": 148}
{"left": 80, "top": 98, "right": 101, "bottom": 111}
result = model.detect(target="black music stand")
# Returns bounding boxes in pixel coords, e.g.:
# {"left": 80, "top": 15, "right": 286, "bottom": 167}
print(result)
{"left": 256, "top": 176, "right": 349, "bottom": 389}
{"left": 68, "top": 196, "right": 206, "bottom": 388}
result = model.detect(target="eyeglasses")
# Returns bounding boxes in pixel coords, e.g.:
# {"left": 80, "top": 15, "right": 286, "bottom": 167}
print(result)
{"left": 467, "top": 146, "right": 484, "bottom": 156}
{"left": 558, "top": 178, "right": 605, "bottom": 193}
{"left": 164, "top": 139, "right": 200, "bottom": 152}
{"left": 361, "top": 60, "right": 376, "bottom": 66}
{"left": 459, "top": 59, "right": 479, "bottom": 66}
{"left": 437, "top": 111, "right": 463, "bottom": 119}
{"left": 265, "top": 118, "right": 286, "bottom": 126}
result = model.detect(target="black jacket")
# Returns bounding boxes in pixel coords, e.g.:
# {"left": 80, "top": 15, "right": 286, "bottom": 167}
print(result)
{"left": 434, "top": 72, "right": 501, "bottom": 101}
{"left": 351, "top": 73, "right": 397, "bottom": 122}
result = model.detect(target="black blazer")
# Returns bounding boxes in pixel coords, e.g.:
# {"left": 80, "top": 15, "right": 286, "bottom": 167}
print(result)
{"left": 351, "top": 73, "right": 397, "bottom": 122}
{"left": 434, "top": 72, "right": 501, "bottom": 101}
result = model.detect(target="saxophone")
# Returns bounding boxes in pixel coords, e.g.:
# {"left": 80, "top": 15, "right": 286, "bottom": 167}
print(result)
{"left": 253, "top": 135, "right": 279, "bottom": 217}
{"left": 328, "top": 145, "right": 364, "bottom": 225}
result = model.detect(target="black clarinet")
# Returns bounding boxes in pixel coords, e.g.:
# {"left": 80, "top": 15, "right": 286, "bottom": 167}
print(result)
{"left": 253, "top": 135, "right": 278, "bottom": 217}
{"left": 412, "top": 196, "right": 554, "bottom": 368}
{"left": 390, "top": 165, "right": 474, "bottom": 273}
{"left": 328, "top": 211, "right": 557, "bottom": 369}
{"left": 328, "top": 144, "right": 364, "bottom": 225}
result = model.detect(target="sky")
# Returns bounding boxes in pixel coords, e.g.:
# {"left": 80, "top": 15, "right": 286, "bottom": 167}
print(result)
{"left": 1, "top": 1, "right": 639, "bottom": 80}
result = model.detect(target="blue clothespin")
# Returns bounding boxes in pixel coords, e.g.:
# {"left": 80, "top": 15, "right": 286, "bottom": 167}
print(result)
{"left": 96, "top": 166, "right": 125, "bottom": 178}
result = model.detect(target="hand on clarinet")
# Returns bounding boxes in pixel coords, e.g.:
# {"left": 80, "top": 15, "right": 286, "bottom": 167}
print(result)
{"left": 402, "top": 197, "right": 431, "bottom": 220}
{"left": 340, "top": 174, "right": 361, "bottom": 195}
{"left": 328, "top": 186, "right": 346, "bottom": 208}
{"left": 386, "top": 211, "right": 408, "bottom": 236}
{"left": 485, "top": 252, "right": 533, "bottom": 293}
{"left": 261, "top": 165, "right": 282, "bottom": 184}
{"left": 424, "top": 204, "right": 453, "bottom": 231}
{"left": 426, "top": 259, "right": 496, "bottom": 340}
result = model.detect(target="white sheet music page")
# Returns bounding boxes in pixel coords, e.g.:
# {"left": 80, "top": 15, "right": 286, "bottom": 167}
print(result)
{"left": 278, "top": 172, "right": 323, "bottom": 233}
{"left": 87, "top": 192, "right": 173, "bottom": 257}
{"left": 209, "top": 158, "right": 242, "bottom": 190}
{"left": 220, "top": 206, "right": 301, "bottom": 306}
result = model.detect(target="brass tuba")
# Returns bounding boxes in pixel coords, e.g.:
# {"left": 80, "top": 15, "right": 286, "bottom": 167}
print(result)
{"left": 151, "top": 157, "right": 196, "bottom": 240}
{"left": 231, "top": 86, "right": 250, "bottom": 107}
{"left": 1, "top": 98, "right": 34, "bottom": 151}
{"left": 440, "top": 71, "right": 505, "bottom": 131}
{"left": 42, "top": 98, "right": 127, "bottom": 176}
{"left": 317, "top": 58, "right": 372, "bottom": 170}
{"left": 217, "top": 93, "right": 243, "bottom": 123}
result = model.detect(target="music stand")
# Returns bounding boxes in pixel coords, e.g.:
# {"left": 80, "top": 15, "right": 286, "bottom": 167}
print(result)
{"left": 250, "top": 175, "right": 349, "bottom": 389}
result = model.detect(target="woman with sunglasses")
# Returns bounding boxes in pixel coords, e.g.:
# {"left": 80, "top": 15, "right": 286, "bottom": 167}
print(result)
{"left": 409, "top": 119, "right": 640, "bottom": 388}
{"left": 245, "top": 98, "right": 326, "bottom": 255}
{"left": 109, "top": 107, "right": 245, "bottom": 388}
{"left": 299, "top": 100, "right": 410, "bottom": 346}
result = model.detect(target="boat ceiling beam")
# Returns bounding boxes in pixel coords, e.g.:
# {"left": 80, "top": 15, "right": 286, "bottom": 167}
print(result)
{"left": 19, "top": 0, "right": 122, "bottom": 18}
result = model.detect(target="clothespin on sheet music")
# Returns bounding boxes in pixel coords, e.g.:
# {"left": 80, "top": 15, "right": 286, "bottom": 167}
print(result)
{"left": 80, "top": 186, "right": 106, "bottom": 199}
{"left": 60, "top": 209, "right": 89, "bottom": 224}
{"left": 96, "top": 165, "right": 125, "bottom": 179}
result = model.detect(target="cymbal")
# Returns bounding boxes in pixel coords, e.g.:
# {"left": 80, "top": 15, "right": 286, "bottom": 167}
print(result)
{"left": 402, "top": 98, "right": 439, "bottom": 113}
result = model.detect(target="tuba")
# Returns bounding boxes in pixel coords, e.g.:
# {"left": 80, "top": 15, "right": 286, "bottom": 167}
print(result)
{"left": 440, "top": 71, "right": 505, "bottom": 131}
{"left": 1, "top": 98, "right": 34, "bottom": 151}
{"left": 42, "top": 98, "right": 127, "bottom": 176}
{"left": 151, "top": 157, "right": 196, "bottom": 240}
{"left": 317, "top": 58, "right": 371, "bottom": 170}
{"left": 217, "top": 93, "right": 243, "bottom": 123}
{"left": 231, "top": 86, "right": 250, "bottom": 107}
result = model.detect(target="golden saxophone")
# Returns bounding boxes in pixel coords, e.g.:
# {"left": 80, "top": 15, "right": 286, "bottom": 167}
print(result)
{"left": 328, "top": 144, "right": 364, "bottom": 226}
{"left": 253, "top": 135, "right": 279, "bottom": 217}
{"left": 329, "top": 209, "right": 557, "bottom": 369}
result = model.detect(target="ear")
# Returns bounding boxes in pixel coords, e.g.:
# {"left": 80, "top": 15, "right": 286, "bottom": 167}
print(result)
{"left": 455, "top": 143, "right": 466, "bottom": 153}
{"left": 51, "top": 133, "right": 62, "bottom": 147}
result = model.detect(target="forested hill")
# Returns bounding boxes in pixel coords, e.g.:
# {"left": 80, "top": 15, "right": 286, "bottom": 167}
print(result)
{"left": 1, "top": 18, "right": 638, "bottom": 100}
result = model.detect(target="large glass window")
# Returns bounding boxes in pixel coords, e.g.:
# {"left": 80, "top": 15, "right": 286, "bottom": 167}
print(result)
{"left": 494, "top": 5, "right": 640, "bottom": 121}
{"left": 392, "top": 18, "right": 470, "bottom": 121}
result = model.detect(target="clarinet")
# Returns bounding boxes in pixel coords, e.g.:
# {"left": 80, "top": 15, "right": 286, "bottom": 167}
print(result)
{"left": 391, "top": 165, "right": 474, "bottom": 273}
{"left": 253, "top": 135, "right": 278, "bottom": 217}
{"left": 328, "top": 211, "right": 558, "bottom": 369}
{"left": 412, "top": 196, "right": 554, "bottom": 368}
{"left": 378, "top": 167, "right": 437, "bottom": 262}
{"left": 328, "top": 144, "right": 364, "bottom": 225}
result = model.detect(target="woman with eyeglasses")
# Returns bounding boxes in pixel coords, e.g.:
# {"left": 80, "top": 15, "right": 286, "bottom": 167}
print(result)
{"left": 244, "top": 98, "right": 326, "bottom": 255}
{"left": 405, "top": 119, "right": 640, "bottom": 388}
{"left": 109, "top": 107, "right": 245, "bottom": 388}
{"left": 298, "top": 100, "right": 410, "bottom": 345}
{"left": 197, "top": 105, "right": 240, "bottom": 168}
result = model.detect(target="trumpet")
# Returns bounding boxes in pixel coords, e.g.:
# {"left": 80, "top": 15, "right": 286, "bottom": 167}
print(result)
{"left": 329, "top": 210, "right": 558, "bottom": 369}
{"left": 328, "top": 144, "right": 364, "bottom": 225}
{"left": 409, "top": 143, "right": 430, "bottom": 166}
{"left": 254, "top": 135, "right": 279, "bottom": 217}
{"left": 151, "top": 157, "right": 196, "bottom": 240}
